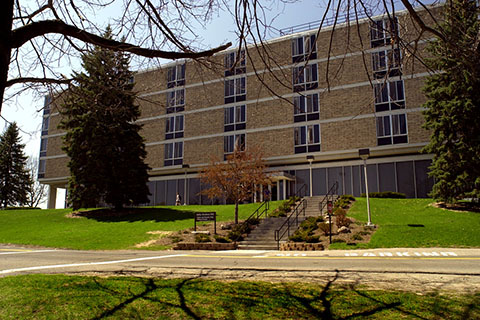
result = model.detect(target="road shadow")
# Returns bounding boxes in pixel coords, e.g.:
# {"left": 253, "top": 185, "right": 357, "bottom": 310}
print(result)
{"left": 70, "top": 207, "right": 196, "bottom": 223}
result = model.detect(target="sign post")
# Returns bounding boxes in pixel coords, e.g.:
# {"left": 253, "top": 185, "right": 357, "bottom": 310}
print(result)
{"left": 327, "top": 200, "right": 333, "bottom": 244}
{"left": 194, "top": 212, "right": 217, "bottom": 234}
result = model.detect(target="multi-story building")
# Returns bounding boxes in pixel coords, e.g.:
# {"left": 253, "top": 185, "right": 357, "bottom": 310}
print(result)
{"left": 39, "top": 6, "right": 441, "bottom": 208}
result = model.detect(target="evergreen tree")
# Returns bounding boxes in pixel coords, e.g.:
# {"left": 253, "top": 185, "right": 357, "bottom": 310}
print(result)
{"left": 60, "top": 27, "right": 150, "bottom": 210}
{"left": 422, "top": 0, "right": 480, "bottom": 203}
{"left": 0, "top": 122, "right": 32, "bottom": 208}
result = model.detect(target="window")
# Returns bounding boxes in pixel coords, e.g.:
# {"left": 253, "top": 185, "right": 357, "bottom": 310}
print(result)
{"left": 370, "top": 18, "right": 398, "bottom": 48}
{"left": 165, "top": 115, "right": 184, "bottom": 139}
{"left": 225, "top": 50, "right": 246, "bottom": 76}
{"left": 292, "top": 35, "right": 317, "bottom": 63}
{"left": 43, "top": 95, "right": 52, "bottom": 115}
{"left": 224, "top": 134, "right": 245, "bottom": 159}
{"left": 39, "top": 138, "right": 48, "bottom": 157}
{"left": 294, "top": 124, "right": 320, "bottom": 154}
{"left": 224, "top": 105, "right": 246, "bottom": 132}
{"left": 224, "top": 77, "right": 246, "bottom": 104}
{"left": 38, "top": 159, "right": 46, "bottom": 179}
{"left": 166, "top": 88, "right": 185, "bottom": 113}
{"left": 376, "top": 114, "right": 408, "bottom": 145}
{"left": 41, "top": 116, "right": 49, "bottom": 136}
{"left": 167, "top": 63, "right": 185, "bottom": 88}
{"left": 374, "top": 80, "right": 405, "bottom": 112}
{"left": 164, "top": 142, "right": 183, "bottom": 166}
{"left": 292, "top": 64, "right": 318, "bottom": 92}
{"left": 372, "top": 48, "right": 402, "bottom": 78}
{"left": 293, "top": 93, "right": 319, "bottom": 122}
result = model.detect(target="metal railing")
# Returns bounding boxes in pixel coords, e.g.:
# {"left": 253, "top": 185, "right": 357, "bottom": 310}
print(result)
{"left": 279, "top": 11, "right": 371, "bottom": 36}
{"left": 319, "top": 181, "right": 339, "bottom": 215}
{"left": 274, "top": 197, "right": 307, "bottom": 250}
{"left": 294, "top": 183, "right": 308, "bottom": 199}
{"left": 229, "top": 200, "right": 270, "bottom": 241}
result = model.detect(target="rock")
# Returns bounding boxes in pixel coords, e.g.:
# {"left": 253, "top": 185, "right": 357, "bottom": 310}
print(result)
{"left": 338, "top": 226, "right": 351, "bottom": 233}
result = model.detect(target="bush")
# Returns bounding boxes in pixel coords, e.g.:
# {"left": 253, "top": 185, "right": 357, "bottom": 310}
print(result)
{"left": 227, "top": 231, "right": 243, "bottom": 242}
{"left": 331, "top": 238, "right": 346, "bottom": 244}
{"left": 333, "top": 207, "right": 347, "bottom": 216}
{"left": 360, "top": 191, "right": 406, "bottom": 199}
{"left": 289, "top": 232, "right": 306, "bottom": 242}
{"left": 214, "top": 235, "right": 231, "bottom": 243}
{"left": 318, "top": 222, "right": 331, "bottom": 236}
{"left": 340, "top": 194, "right": 355, "bottom": 201}
{"left": 335, "top": 212, "right": 352, "bottom": 228}
{"left": 169, "top": 236, "right": 183, "bottom": 243}
{"left": 352, "top": 233, "right": 363, "bottom": 241}
{"left": 305, "top": 235, "right": 320, "bottom": 243}
{"left": 194, "top": 233, "right": 211, "bottom": 243}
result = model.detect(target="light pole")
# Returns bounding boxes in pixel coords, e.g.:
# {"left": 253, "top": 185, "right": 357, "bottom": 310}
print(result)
{"left": 182, "top": 164, "right": 189, "bottom": 205}
{"left": 358, "top": 148, "right": 373, "bottom": 227}
{"left": 306, "top": 155, "right": 314, "bottom": 197}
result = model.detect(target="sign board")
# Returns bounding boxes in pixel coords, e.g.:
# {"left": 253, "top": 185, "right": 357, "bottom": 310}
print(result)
{"left": 327, "top": 201, "right": 333, "bottom": 215}
{"left": 194, "top": 212, "right": 216, "bottom": 234}
{"left": 195, "top": 212, "right": 216, "bottom": 222}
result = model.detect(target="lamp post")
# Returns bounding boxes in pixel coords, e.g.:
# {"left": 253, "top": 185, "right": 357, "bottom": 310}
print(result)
{"left": 182, "top": 164, "right": 189, "bottom": 205}
{"left": 306, "top": 155, "right": 314, "bottom": 197}
{"left": 358, "top": 148, "right": 373, "bottom": 227}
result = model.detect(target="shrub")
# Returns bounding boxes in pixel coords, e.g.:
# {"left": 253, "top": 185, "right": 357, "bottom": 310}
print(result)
{"left": 214, "top": 235, "right": 231, "bottom": 243}
{"left": 169, "top": 236, "right": 183, "bottom": 243}
{"left": 305, "top": 235, "right": 320, "bottom": 243}
{"left": 360, "top": 191, "right": 406, "bottom": 199}
{"left": 340, "top": 194, "right": 355, "bottom": 201}
{"left": 335, "top": 212, "right": 352, "bottom": 228}
{"left": 331, "top": 238, "right": 346, "bottom": 243}
{"left": 352, "top": 233, "right": 363, "bottom": 241}
{"left": 195, "top": 233, "right": 211, "bottom": 243}
{"left": 333, "top": 207, "right": 347, "bottom": 216}
{"left": 289, "top": 232, "right": 306, "bottom": 242}
{"left": 318, "top": 222, "right": 331, "bottom": 236}
{"left": 227, "top": 231, "right": 243, "bottom": 242}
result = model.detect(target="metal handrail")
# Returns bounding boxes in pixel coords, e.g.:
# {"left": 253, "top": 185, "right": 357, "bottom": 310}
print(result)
{"left": 230, "top": 200, "right": 270, "bottom": 241}
{"left": 319, "top": 181, "right": 339, "bottom": 215}
{"left": 294, "top": 184, "right": 308, "bottom": 198}
{"left": 274, "top": 197, "right": 307, "bottom": 249}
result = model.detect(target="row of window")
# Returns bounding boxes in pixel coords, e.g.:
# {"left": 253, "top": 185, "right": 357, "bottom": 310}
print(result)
{"left": 370, "top": 18, "right": 408, "bottom": 147}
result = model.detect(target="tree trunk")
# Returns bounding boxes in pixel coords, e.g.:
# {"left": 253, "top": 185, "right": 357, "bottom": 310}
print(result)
{"left": 0, "top": 0, "right": 14, "bottom": 114}
{"left": 234, "top": 200, "right": 239, "bottom": 225}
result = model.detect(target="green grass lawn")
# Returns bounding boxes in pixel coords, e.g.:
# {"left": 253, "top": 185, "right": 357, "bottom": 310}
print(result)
{"left": 330, "top": 198, "right": 480, "bottom": 249}
{"left": 0, "top": 274, "right": 477, "bottom": 319}
{"left": 0, "top": 202, "right": 281, "bottom": 250}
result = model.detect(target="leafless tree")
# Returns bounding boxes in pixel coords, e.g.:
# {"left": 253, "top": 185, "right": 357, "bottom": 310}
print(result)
{"left": 1, "top": 0, "right": 232, "bottom": 116}
{"left": 0, "top": 0, "right": 459, "bottom": 123}
{"left": 25, "top": 156, "right": 47, "bottom": 208}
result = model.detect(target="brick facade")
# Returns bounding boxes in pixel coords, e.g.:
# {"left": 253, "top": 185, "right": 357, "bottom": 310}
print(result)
{"left": 39, "top": 6, "right": 442, "bottom": 206}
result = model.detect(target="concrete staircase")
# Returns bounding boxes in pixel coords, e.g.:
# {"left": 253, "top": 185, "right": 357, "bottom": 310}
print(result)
{"left": 237, "top": 216, "right": 288, "bottom": 250}
{"left": 238, "top": 195, "right": 339, "bottom": 250}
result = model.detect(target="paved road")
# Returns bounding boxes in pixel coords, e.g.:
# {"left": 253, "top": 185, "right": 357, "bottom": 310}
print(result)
{"left": 1, "top": 245, "right": 479, "bottom": 292}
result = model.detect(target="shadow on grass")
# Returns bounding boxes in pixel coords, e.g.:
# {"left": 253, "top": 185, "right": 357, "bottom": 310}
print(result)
{"left": 73, "top": 207, "right": 196, "bottom": 223}
{"left": 84, "top": 273, "right": 479, "bottom": 319}
{"left": 91, "top": 277, "right": 201, "bottom": 320}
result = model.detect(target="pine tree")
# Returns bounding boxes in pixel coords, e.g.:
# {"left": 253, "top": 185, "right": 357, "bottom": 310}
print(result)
{"left": 60, "top": 27, "right": 150, "bottom": 210}
{"left": 0, "top": 123, "right": 32, "bottom": 208}
{"left": 422, "top": 0, "right": 480, "bottom": 203}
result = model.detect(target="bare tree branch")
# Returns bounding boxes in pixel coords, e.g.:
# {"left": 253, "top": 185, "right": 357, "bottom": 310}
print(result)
{"left": 11, "top": 19, "right": 231, "bottom": 59}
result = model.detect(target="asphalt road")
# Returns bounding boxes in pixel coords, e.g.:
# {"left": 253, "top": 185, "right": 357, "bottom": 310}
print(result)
{"left": 1, "top": 245, "right": 479, "bottom": 292}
